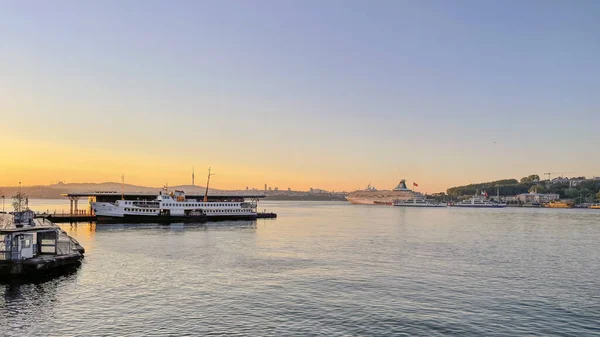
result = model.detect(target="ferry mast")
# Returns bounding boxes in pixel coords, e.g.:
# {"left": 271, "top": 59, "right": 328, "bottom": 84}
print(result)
{"left": 204, "top": 167, "right": 215, "bottom": 202}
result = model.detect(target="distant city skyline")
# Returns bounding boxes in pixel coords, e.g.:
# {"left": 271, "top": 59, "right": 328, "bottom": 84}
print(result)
{"left": 1, "top": 170, "right": 597, "bottom": 195}
{"left": 1, "top": 1, "right": 599, "bottom": 193}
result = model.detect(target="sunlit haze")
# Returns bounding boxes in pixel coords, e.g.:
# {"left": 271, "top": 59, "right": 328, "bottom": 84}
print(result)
{"left": 1, "top": 1, "right": 599, "bottom": 193}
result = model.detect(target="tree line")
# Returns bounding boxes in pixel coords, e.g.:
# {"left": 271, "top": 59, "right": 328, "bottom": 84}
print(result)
{"left": 445, "top": 174, "right": 600, "bottom": 202}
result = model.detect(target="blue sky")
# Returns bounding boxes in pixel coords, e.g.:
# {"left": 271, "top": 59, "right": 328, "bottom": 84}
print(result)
{"left": 1, "top": 1, "right": 599, "bottom": 191}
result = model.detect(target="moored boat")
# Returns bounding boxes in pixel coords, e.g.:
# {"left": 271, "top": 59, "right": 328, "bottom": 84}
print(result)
{"left": 544, "top": 201, "right": 572, "bottom": 208}
{"left": 346, "top": 180, "right": 416, "bottom": 205}
{"left": 452, "top": 196, "right": 507, "bottom": 208}
{"left": 393, "top": 197, "right": 447, "bottom": 207}
{"left": 92, "top": 189, "right": 258, "bottom": 223}
{"left": 0, "top": 211, "right": 84, "bottom": 279}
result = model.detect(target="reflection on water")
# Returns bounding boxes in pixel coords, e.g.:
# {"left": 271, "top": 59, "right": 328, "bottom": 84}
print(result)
{"left": 2, "top": 270, "right": 81, "bottom": 334}
{"left": 2, "top": 201, "right": 600, "bottom": 336}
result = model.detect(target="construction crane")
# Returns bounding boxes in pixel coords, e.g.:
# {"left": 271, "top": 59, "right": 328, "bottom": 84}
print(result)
{"left": 543, "top": 172, "right": 574, "bottom": 181}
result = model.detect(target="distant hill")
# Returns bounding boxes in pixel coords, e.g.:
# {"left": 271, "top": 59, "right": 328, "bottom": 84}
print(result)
{"left": 446, "top": 179, "right": 525, "bottom": 197}
{"left": 0, "top": 182, "right": 222, "bottom": 199}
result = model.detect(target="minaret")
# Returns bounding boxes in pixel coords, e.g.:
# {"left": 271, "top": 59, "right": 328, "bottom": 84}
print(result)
{"left": 192, "top": 166, "right": 195, "bottom": 186}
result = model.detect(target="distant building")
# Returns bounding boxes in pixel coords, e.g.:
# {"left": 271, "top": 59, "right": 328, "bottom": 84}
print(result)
{"left": 288, "top": 187, "right": 291, "bottom": 192}
{"left": 504, "top": 196, "right": 519, "bottom": 202}
{"left": 246, "top": 186, "right": 249, "bottom": 191}
{"left": 274, "top": 187, "right": 278, "bottom": 191}
{"left": 264, "top": 184, "right": 267, "bottom": 191}
{"left": 550, "top": 177, "right": 569, "bottom": 185}
{"left": 517, "top": 192, "right": 560, "bottom": 204}
{"left": 569, "top": 177, "right": 587, "bottom": 187}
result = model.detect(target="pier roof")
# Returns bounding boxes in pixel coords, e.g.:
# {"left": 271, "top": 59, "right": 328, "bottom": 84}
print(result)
{"left": 61, "top": 192, "right": 266, "bottom": 199}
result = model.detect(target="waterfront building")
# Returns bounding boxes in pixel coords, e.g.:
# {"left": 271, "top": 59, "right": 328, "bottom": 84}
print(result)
{"left": 517, "top": 192, "right": 560, "bottom": 204}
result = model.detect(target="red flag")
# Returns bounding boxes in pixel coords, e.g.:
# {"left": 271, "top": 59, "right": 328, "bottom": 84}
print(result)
{"left": 413, "top": 182, "right": 418, "bottom": 187}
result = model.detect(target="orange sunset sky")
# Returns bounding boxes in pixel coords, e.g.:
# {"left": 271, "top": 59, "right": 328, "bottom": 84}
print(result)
{"left": 1, "top": 2, "right": 598, "bottom": 193}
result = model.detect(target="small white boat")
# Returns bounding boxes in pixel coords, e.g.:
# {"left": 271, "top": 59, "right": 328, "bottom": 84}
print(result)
{"left": 393, "top": 198, "right": 447, "bottom": 207}
{"left": 452, "top": 196, "right": 507, "bottom": 208}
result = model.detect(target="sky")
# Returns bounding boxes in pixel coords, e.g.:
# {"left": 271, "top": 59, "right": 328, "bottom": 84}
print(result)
{"left": 1, "top": 0, "right": 599, "bottom": 193}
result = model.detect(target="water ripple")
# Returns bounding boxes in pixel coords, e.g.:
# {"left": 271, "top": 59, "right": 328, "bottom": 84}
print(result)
{"left": 2, "top": 202, "right": 600, "bottom": 336}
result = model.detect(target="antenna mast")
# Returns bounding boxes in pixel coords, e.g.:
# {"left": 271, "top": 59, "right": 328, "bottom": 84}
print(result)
{"left": 203, "top": 167, "right": 215, "bottom": 202}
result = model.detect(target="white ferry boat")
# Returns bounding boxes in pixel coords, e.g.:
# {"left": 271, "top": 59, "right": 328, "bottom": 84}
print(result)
{"left": 92, "top": 190, "right": 257, "bottom": 223}
{"left": 393, "top": 198, "right": 447, "bottom": 207}
{"left": 452, "top": 196, "right": 507, "bottom": 208}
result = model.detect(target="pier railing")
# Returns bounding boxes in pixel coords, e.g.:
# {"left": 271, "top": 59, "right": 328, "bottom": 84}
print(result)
{"left": 35, "top": 210, "right": 94, "bottom": 217}
{"left": 56, "top": 241, "right": 73, "bottom": 255}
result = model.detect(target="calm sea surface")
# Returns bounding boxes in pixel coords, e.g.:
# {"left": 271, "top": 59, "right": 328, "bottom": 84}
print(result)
{"left": 2, "top": 199, "right": 600, "bottom": 336}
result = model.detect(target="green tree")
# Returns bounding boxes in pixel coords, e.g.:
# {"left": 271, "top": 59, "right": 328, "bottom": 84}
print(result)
{"left": 12, "top": 192, "right": 27, "bottom": 212}
{"left": 528, "top": 184, "right": 546, "bottom": 193}
{"left": 597, "top": 191, "right": 600, "bottom": 201}
{"left": 520, "top": 174, "right": 540, "bottom": 184}
{"left": 563, "top": 188, "right": 579, "bottom": 199}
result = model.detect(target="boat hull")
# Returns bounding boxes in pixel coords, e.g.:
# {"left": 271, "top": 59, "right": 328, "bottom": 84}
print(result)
{"left": 452, "top": 204, "right": 507, "bottom": 208}
{"left": 97, "top": 214, "right": 209, "bottom": 224}
{"left": 346, "top": 190, "right": 415, "bottom": 205}
{"left": 393, "top": 204, "right": 447, "bottom": 207}
{"left": 96, "top": 214, "right": 260, "bottom": 224}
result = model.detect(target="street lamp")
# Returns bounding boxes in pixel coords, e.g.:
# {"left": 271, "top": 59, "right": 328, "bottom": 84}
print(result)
{"left": 19, "top": 182, "right": 22, "bottom": 212}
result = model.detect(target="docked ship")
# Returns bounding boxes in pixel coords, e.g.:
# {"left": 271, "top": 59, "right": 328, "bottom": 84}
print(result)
{"left": 543, "top": 201, "right": 572, "bottom": 208}
{"left": 452, "top": 195, "right": 507, "bottom": 208}
{"left": 92, "top": 190, "right": 258, "bottom": 223}
{"left": 393, "top": 196, "right": 447, "bottom": 207}
{"left": 346, "top": 180, "right": 415, "bottom": 205}
{"left": 1, "top": 210, "right": 84, "bottom": 278}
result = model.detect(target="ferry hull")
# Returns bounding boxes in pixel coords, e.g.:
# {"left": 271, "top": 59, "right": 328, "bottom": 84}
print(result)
{"left": 97, "top": 215, "right": 208, "bottom": 224}
{"left": 96, "top": 214, "right": 259, "bottom": 224}
{"left": 451, "top": 204, "right": 507, "bottom": 208}
{"left": 394, "top": 204, "right": 447, "bottom": 208}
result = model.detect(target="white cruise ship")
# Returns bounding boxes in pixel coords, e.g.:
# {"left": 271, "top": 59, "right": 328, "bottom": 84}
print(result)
{"left": 92, "top": 190, "right": 257, "bottom": 223}
{"left": 393, "top": 197, "right": 447, "bottom": 207}
{"left": 346, "top": 180, "right": 415, "bottom": 205}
